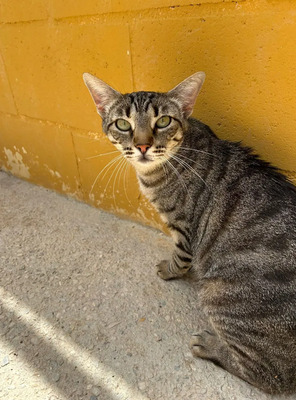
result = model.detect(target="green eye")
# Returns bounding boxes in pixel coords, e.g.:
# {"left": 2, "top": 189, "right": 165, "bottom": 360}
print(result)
{"left": 116, "top": 119, "right": 131, "bottom": 131}
{"left": 156, "top": 116, "right": 171, "bottom": 129}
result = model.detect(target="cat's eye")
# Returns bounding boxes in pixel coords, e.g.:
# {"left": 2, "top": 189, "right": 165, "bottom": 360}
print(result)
{"left": 156, "top": 116, "right": 171, "bottom": 129}
{"left": 116, "top": 119, "right": 131, "bottom": 131}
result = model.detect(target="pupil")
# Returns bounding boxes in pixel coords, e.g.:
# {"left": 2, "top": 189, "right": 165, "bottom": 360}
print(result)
{"left": 117, "top": 119, "right": 129, "bottom": 130}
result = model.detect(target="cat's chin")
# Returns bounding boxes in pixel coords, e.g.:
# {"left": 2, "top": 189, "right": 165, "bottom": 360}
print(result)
{"left": 132, "top": 158, "right": 161, "bottom": 175}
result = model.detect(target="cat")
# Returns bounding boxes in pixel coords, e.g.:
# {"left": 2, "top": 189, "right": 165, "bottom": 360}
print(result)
{"left": 83, "top": 71, "right": 296, "bottom": 394}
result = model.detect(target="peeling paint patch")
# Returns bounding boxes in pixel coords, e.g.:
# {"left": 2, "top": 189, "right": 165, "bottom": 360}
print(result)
{"left": 43, "top": 164, "right": 77, "bottom": 194}
{"left": 62, "top": 183, "right": 70, "bottom": 192}
{"left": 47, "top": 168, "right": 62, "bottom": 178}
{"left": 3, "top": 148, "right": 30, "bottom": 179}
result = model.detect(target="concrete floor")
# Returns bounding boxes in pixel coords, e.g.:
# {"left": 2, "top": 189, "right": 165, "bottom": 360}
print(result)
{"left": 0, "top": 171, "right": 294, "bottom": 400}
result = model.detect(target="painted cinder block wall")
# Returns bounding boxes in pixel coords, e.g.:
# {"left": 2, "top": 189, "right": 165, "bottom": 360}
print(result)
{"left": 0, "top": 0, "right": 296, "bottom": 229}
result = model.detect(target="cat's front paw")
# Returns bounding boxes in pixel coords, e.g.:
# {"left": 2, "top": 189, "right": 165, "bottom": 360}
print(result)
{"left": 156, "top": 260, "right": 178, "bottom": 280}
{"left": 190, "top": 329, "right": 219, "bottom": 359}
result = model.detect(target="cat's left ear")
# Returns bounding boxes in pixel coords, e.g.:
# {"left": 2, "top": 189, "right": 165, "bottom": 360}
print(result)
{"left": 168, "top": 72, "right": 205, "bottom": 118}
{"left": 83, "top": 73, "right": 121, "bottom": 117}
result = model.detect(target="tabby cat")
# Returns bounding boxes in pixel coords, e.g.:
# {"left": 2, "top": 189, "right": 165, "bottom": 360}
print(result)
{"left": 83, "top": 71, "right": 296, "bottom": 394}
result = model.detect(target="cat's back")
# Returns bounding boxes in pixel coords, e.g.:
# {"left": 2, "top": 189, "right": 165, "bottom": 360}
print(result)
{"left": 197, "top": 126, "right": 296, "bottom": 273}
{"left": 186, "top": 119, "right": 296, "bottom": 254}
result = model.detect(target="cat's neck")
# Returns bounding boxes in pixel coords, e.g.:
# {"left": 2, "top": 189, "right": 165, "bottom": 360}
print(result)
{"left": 136, "top": 162, "right": 166, "bottom": 200}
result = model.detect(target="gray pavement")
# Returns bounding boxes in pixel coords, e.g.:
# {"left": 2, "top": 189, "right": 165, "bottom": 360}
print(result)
{"left": 0, "top": 171, "right": 293, "bottom": 400}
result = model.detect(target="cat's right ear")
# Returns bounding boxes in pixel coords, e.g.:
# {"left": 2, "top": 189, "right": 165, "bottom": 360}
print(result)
{"left": 83, "top": 73, "right": 121, "bottom": 117}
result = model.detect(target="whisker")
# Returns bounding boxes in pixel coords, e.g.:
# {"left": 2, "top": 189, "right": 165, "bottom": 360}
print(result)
{"left": 111, "top": 159, "right": 121, "bottom": 208}
{"left": 159, "top": 155, "right": 188, "bottom": 195}
{"left": 173, "top": 156, "right": 208, "bottom": 186}
{"left": 83, "top": 150, "right": 120, "bottom": 161}
{"left": 117, "top": 157, "right": 127, "bottom": 196}
{"left": 100, "top": 157, "right": 123, "bottom": 183}
{"left": 175, "top": 152, "right": 206, "bottom": 170}
{"left": 112, "top": 157, "right": 127, "bottom": 207}
{"left": 161, "top": 161, "right": 169, "bottom": 185}
{"left": 90, "top": 154, "right": 123, "bottom": 194}
{"left": 168, "top": 153, "right": 208, "bottom": 188}
{"left": 102, "top": 157, "right": 125, "bottom": 200}
{"left": 178, "top": 146, "right": 216, "bottom": 158}
{"left": 123, "top": 162, "right": 133, "bottom": 208}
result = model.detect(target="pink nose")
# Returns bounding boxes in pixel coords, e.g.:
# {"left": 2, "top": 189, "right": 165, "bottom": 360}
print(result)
{"left": 136, "top": 144, "right": 151, "bottom": 154}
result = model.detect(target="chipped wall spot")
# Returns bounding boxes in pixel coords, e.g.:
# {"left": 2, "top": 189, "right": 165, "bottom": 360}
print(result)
{"left": 47, "top": 167, "right": 55, "bottom": 177}
{"left": 3, "top": 148, "right": 30, "bottom": 179}
{"left": 50, "top": 170, "right": 62, "bottom": 179}
{"left": 45, "top": 165, "right": 62, "bottom": 179}
{"left": 62, "top": 183, "right": 70, "bottom": 192}
{"left": 89, "top": 193, "right": 95, "bottom": 202}
{"left": 136, "top": 208, "right": 148, "bottom": 222}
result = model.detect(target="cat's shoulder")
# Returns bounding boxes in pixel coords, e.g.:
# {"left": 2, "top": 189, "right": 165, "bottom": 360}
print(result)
{"left": 188, "top": 118, "right": 218, "bottom": 139}
{"left": 188, "top": 117, "right": 296, "bottom": 197}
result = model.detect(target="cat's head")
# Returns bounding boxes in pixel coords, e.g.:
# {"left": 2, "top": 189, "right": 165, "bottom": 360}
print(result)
{"left": 83, "top": 72, "right": 205, "bottom": 174}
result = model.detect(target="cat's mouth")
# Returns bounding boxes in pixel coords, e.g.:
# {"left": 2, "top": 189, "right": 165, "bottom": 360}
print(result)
{"left": 137, "top": 153, "right": 152, "bottom": 163}
{"left": 138, "top": 156, "right": 151, "bottom": 163}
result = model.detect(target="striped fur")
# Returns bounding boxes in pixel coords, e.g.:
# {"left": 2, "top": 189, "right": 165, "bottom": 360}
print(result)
{"left": 83, "top": 72, "right": 296, "bottom": 394}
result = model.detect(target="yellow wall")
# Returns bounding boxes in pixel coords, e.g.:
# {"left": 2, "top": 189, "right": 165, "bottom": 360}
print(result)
{"left": 1, "top": 0, "right": 296, "bottom": 229}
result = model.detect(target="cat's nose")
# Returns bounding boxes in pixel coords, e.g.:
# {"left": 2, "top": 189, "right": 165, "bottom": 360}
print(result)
{"left": 136, "top": 144, "right": 151, "bottom": 154}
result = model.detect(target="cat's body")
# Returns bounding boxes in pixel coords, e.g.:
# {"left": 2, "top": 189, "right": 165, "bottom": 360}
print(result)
{"left": 83, "top": 72, "right": 296, "bottom": 394}
{"left": 140, "top": 118, "right": 296, "bottom": 393}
